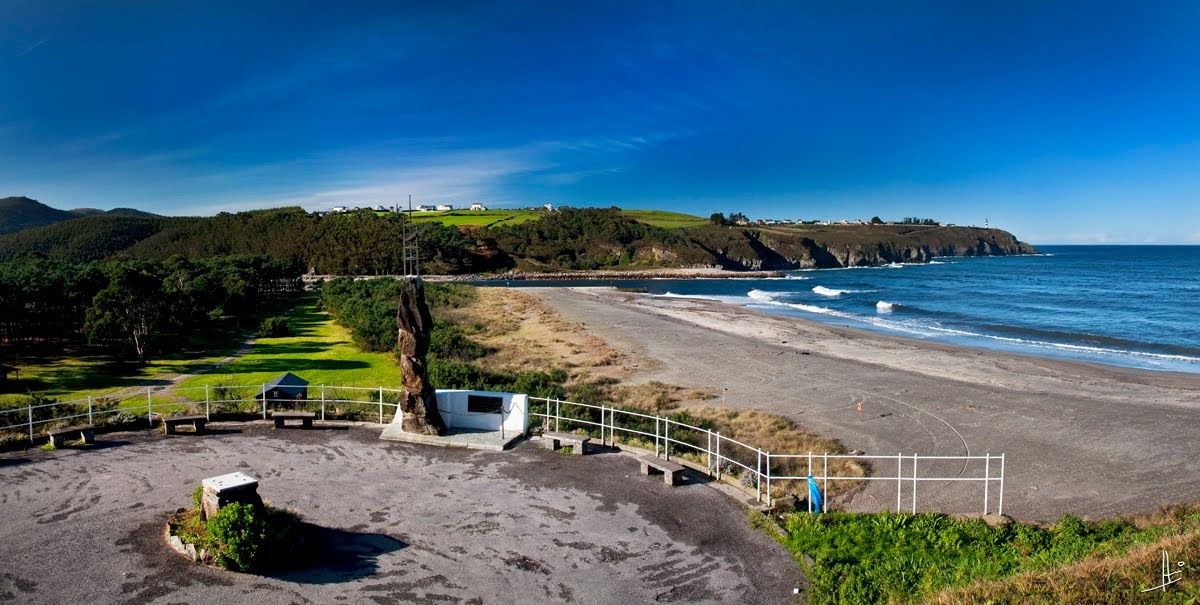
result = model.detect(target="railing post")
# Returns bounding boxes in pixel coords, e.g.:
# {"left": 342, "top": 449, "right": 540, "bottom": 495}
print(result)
{"left": 911, "top": 453, "right": 918, "bottom": 514}
{"left": 204, "top": 385, "right": 211, "bottom": 420}
{"left": 378, "top": 386, "right": 384, "bottom": 424}
{"left": 822, "top": 452, "right": 828, "bottom": 513}
{"left": 765, "top": 452, "right": 771, "bottom": 506}
{"left": 87, "top": 395, "right": 93, "bottom": 425}
{"left": 983, "top": 453, "right": 991, "bottom": 515}
{"left": 896, "top": 453, "right": 902, "bottom": 513}
{"left": 27, "top": 403, "right": 33, "bottom": 442}
{"left": 664, "top": 420, "right": 670, "bottom": 461}
{"left": 808, "top": 452, "right": 813, "bottom": 513}
{"left": 147, "top": 388, "right": 153, "bottom": 427}
{"left": 555, "top": 399, "right": 560, "bottom": 433}
{"left": 715, "top": 432, "right": 721, "bottom": 479}
{"left": 607, "top": 406, "right": 613, "bottom": 446}
{"left": 261, "top": 384, "right": 267, "bottom": 420}
{"left": 998, "top": 453, "right": 1005, "bottom": 517}
{"left": 706, "top": 429, "right": 713, "bottom": 476}
{"left": 756, "top": 449, "right": 763, "bottom": 503}
{"left": 320, "top": 384, "right": 326, "bottom": 421}
{"left": 655, "top": 417, "right": 660, "bottom": 456}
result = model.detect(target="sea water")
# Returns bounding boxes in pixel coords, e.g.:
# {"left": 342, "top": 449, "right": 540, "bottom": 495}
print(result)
{"left": 485, "top": 245, "right": 1200, "bottom": 374}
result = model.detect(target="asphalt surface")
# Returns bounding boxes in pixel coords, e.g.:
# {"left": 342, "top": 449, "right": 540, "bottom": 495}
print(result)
{"left": 0, "top": 424, "right": 800, "bottom": 604}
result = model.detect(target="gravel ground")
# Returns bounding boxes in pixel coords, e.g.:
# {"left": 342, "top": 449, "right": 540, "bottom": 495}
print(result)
{"left": 0, "top": 424, "right": 800, "bottom": 604}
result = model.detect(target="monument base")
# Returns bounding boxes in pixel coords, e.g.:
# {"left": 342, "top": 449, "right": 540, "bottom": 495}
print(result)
{"left": 379, "top": 424, "right": 525, "bottom": 451}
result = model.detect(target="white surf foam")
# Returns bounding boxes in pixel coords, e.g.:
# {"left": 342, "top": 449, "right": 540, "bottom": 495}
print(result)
{"left": 812, "top": 285, "right": 875, "bottom": 297}
{"left": 876, "top": 301, "right": 895, "bottom": 312}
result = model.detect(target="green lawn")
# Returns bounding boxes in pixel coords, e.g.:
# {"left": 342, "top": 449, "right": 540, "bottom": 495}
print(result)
{"left": 619, "top": 209, "right": 708, "bottom": 228}
{"left": 401, "top": 208, "right": 707, "bottom": 229}
{"left": 0, "top": 327, "right": 246, "bottom": 407}
{"left": 406, "top": 209, "right": 543, "bottom": 228}
{"left": 176, "top": 296, "right": 399, "bottom": 391}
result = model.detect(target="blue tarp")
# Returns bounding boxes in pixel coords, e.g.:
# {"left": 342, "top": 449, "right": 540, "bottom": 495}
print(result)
{"left": 807, "top": 475, "right": 824, "bottom": 513}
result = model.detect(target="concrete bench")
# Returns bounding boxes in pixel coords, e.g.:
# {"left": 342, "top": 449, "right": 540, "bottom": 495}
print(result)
{"left": 273, "top": 411, "right": 315, "bottom": 429}
{"left": 48, "top": 425, "right": 95, "bottom": 449}
{"left": 542, "top": 431, "right": 590, "bottom": 455}
{"left": 638, "top": 455, "right": 685, "bottom": 486}
{"left": 163, "top": 414, "right": 207, "bottom": 435}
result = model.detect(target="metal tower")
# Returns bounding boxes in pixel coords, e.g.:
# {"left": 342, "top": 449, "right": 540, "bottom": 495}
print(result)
{"left": 402, "top": 194, "right": 420, "bottom": 277}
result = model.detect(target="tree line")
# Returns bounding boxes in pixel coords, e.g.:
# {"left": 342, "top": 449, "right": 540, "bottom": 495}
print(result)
{"left": 0, "top": 256, "right": 301, "bottom": 364}
{"left": 1, "top": 206, "right": 1011, "bottom": 275}
{"left": 0, "top": 207, "right": 702, "bottom": 273}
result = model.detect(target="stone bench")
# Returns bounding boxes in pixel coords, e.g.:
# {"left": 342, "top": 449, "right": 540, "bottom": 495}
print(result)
{"left": 542, "top": 431, "right": 590, "bottom": 455}
{"left": 638, "top": 455, "right": 685, "bottom": 486}
{"left": 163, "top": 414, "right": 207, "bottom": 435}
{"left": 272, "top": 411, "right": 315, "bottom": 429}
{"left": 48, "top": 424, "right": 95, "bottom": 449}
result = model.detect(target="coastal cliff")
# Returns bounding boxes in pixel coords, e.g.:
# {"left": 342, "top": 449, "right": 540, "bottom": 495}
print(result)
{"left": 0, "top": 203, "right": 1036, "bottom": 274}
{"left": 668, "top": 224, "right": 1038, "bottom": 270}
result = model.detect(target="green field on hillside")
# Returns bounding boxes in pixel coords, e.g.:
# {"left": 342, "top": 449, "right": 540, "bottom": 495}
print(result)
{"left": 397, "top": 208, "right": 706, "bottom": 229}
{"left": 402, "top": 209, "right": 543, "bottom": 227}
{"left": 619, "top": 209, "right": 708, "bottom": 228}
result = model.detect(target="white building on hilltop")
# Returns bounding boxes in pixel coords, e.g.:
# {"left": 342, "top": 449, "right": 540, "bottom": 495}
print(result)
{"left": 470, "top": 202, "right": 487, "bottom": 211}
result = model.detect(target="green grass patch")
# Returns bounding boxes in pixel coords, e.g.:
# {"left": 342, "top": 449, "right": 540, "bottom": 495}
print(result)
{"left": 619, "top": 209, "right": 708, "bottom": 229}
{"left": 401, "top": 208, "right": 706, "bottom": 230}
{"left": 0, "top": 324, "right": 249, "bottom": 406}
{"left": 177, "top": 293, "right": 399, "bottom": 390}
{"left": 776, "top": 509, "right": 1200, "bottom": 604}
{"left": 406, "top": 209, "right": 544, "bottom": 227}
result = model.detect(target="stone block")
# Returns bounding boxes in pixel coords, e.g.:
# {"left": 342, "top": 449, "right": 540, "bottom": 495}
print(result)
{"left": 200, "top": 472, "right": 263, "bottom": 520}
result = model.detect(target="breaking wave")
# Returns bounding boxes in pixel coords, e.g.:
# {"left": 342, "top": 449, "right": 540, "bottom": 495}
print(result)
{"left": 812, "top": 285, "right": 874, "bottom": 297}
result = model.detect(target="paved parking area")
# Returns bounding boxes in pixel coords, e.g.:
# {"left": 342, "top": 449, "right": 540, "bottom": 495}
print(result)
{"left": 0, "top": 424, "right": 799, "bottom": 604}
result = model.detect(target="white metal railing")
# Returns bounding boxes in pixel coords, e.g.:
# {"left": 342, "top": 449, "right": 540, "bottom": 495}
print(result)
{"left": 0, "top": 384, "right": 404, "bottom": 441}
{"left": 1, "top": 387, "right": 1006, "bottom": 515}
{"left": 529, "top": 396, "right": 1005, "bottom": 516}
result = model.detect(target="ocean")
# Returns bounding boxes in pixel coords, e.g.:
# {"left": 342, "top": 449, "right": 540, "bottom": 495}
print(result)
{"left": 485, "top": 245, "right": 1200, "bottom": 374}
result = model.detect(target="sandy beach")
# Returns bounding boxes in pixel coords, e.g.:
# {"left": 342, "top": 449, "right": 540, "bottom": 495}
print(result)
{"left": 523, "top": 287, "right": 1200, "bottom": 522}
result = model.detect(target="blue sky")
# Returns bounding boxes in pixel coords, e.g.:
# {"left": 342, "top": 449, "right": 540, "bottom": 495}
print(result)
{"left": 2, "top": 1, "right": 1199, "bottom": 244}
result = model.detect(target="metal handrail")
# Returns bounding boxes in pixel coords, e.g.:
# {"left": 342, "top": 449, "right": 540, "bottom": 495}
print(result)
{"left": 2, "top": 388, "right": 1007, "bottom": 515}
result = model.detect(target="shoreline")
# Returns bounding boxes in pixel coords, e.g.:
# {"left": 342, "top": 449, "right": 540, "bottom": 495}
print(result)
{"left": 524, "top": 286, "right": 1200, "bottom": 521}
{"left": 300, "top": 268, "right": 786, "bottom": 284}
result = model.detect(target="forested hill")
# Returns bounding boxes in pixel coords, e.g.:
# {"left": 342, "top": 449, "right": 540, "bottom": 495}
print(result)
{"left": 0, "top": 206, "right": 1036, "bottom": 273}
{"left": 0, "top": 196, "right": 160, "bottom": 235}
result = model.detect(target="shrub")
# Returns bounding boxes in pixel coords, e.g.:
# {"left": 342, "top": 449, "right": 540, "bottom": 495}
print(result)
{"left": 205, "top": 502, "right": 303, "bottom": 573}
{"left": 259, "top": 316, "right": 291, "bottom": 338}
{"left": 429, "top": 324, "right": 491, "bottom": 361}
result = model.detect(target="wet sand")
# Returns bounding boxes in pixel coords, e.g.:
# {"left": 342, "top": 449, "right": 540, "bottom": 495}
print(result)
{"left": 528, "top": 287, "right": 1200, "bottom": 522}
